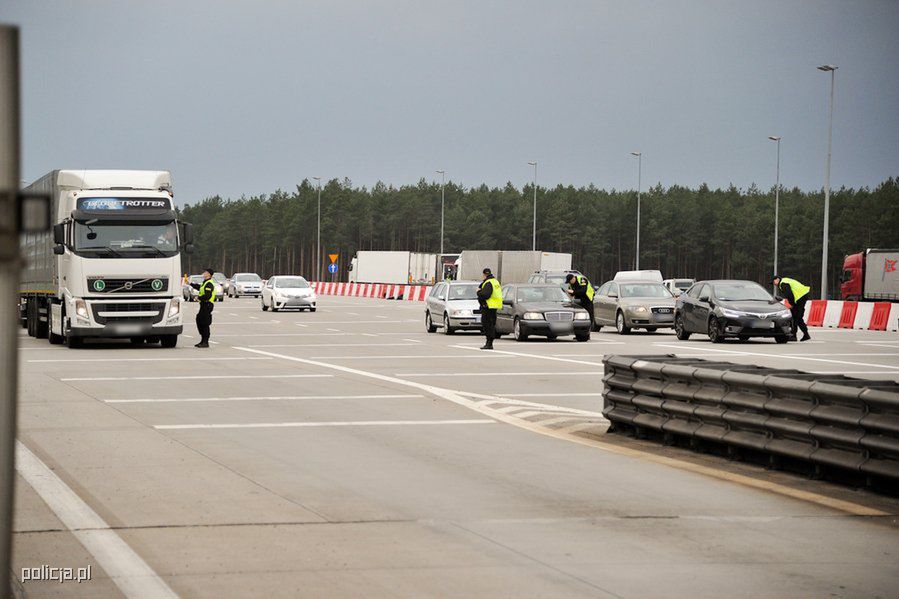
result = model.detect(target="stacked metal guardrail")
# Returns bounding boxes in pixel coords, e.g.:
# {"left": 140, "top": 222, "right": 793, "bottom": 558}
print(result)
{"left": 602, "top": 355, "right": 899, "bottom": 484}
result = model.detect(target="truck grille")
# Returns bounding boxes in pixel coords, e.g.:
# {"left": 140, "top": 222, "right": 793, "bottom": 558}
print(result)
{"left": 90, "top": 302, "right": 166, "bottom": 325}
{"left": 87, "top": 277, "right": 169, "bottom": 293}
{"left": 545, "top": 311, "right": 574, "bottom": 322}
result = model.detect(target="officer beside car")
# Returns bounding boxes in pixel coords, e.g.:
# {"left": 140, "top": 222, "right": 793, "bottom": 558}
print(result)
{"left": 565, "top": 273, "right": 596, "bottom": 329}
{"left": 772, "top": 274, "right": 811, "bottom": 342}
{"left": 477, "top": 268, "right": 502, "bottom": 350}
{"left": 191, "top": 267, "right": 217, "bottom": 348}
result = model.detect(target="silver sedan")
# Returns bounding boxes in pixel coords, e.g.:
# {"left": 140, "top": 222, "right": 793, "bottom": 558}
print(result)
{"left": 425, "top": 280, "right": 483, "bottom": 334}
{"left": 593, "top": 281, "right": 676, "bottom": 334}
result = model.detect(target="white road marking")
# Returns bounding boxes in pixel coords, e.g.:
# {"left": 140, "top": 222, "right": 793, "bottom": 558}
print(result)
{"left": 15, "top": 441, "right": 178, "bottom": 598}
{"left": 309, "top": 354, "right": 517, "bottom": 360}
{"left": 248, "top": 342, "right": 419, "bottom": 348}
{"left": 28, "top": 357, "right": 274, "bottom": 363}
{"left": 653, "top": 344, "right": 899, "bottom": 370}
{"left": 497, "top": 392, "right": 604, "bottom": 398}
{"left": 451, "top": 344, "right": 603, "bottom": 366}
{"left": 397, "top": 371, "right": 600, "bottom": 377}
{"left": 214, "top": 333, "right": 352, "bottom": 337}
{"left": 155, "top": 419, "right": 495, "bottom": 430}
{"left": 857, "top": 343, "right": 899, "bottom": 349}
{"left": 106, "top": 394, "right": 423, "bottom": 404}
{"left": 402, "top": 338, "right": 424, "bottom": 343}
{"left": 213, "top": 321, "right": 281, "bottom": 325}
{"left": 362, "top": 333, "right": 379, "bottom": 337}
{"left": 809, "top": 371, "right": 899, "bottom": 375}
{"left": 327, "top": 328, "right": 341, "bottom": 332}
{"left": 347, "top": 312, "right": 359, "bottom": 316}
{"left": 295, "top": 323, "right": 308, "bottom": 327}
{"left": 61, "top": 374, "right": 333, "bottom": 381}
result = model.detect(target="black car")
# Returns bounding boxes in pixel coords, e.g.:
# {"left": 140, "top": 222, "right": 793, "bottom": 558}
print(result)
{"left": 527, "top": 270, "right": 583, "bottom": 288}
{"left": 674, "top": 280, "right": 793, "bottom": 343}
{"left": 496, "top": 284, "right": 592, "bottom": 341}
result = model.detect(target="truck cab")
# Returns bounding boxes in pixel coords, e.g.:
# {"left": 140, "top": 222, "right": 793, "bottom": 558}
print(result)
{"left": 840, "top": 252, "right": 864, "bottom": 301}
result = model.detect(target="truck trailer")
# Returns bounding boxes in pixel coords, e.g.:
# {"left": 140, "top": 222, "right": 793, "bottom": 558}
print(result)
{"left": 348, "top": 251, "right": 438, "bottom": 284}
{"left": 840, "top": 248, "right": 899, "bottom": 302}
{"left": 458, "top": 250, "right": 572, "bottom": 283}
{"left": 20, "top": 170, "right": 192, "bottom": 347}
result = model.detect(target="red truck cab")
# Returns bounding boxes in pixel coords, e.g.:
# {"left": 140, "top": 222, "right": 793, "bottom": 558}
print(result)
{"left": 840, "top": 252, "right": 864, "bottom": 301}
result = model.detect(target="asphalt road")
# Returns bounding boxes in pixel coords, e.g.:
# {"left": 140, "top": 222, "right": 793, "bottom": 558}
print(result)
{"left": 13, "top": 295, "right": 899, "bottom": 598}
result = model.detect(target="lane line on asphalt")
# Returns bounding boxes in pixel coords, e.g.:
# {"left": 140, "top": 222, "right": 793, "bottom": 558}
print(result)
{"left": 248, "top": 343, "right": 419, "bottom": 348}
{"left": 653, "top": 344, "right": 899, "bottom": 370}
{"left": 28, "top": 357, "right": 274, "bottom": 363}
{"left": 106, "top": 394, "right": 424, "bottom": 404}
{"left": 155, "top": 419, "right": 495, "bottom": 430}
{"left": 61, "top": 374, "right": 333, "bottom": 381}
{"left": 396, "top": 371, "right": 600, "bottom": 377}
{"left": 497, "top": 392, "right": 604, "bottom": 398}
{"left": 310, "top": 354, "right": 518, "bottom": 360}
{"left": 233, "top": 346, "right": 888, "bottom": 517}
{"left": 15, "top": 441, "right": 178, "bottom": 598}
{"left": 451, "top": 345, "right": 603, "bottom": 366}
{"left": 214, "top": 333, "right": 354, "bottom": 337}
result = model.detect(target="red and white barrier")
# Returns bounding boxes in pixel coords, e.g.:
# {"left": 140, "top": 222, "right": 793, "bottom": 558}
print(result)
{"left": 803, "top": 300, "right": 899, "bottom": 332}
{"left": 310, "top": 282, "right": 432, "bottom": 302}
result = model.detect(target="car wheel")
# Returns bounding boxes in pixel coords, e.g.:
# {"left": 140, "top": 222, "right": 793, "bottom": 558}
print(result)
{"left": 310, "top": 307, "right": 316, "bottom": 312}
{"left": 775, "top": 335, "right": 789, "bottom": 344}
{"left": 443, "top": 313, "right": 455, "bottom": 335}
{"left": 425, "top": 311, "right": 438, "bottom": 333}
{"left": 708, "top": 316, "right": 724, "bottom": 343}
{"left": 616, "top": 311, "right": 631, "bottom": 335}
{"left": 513, "top": 317, "right": 528, "bottom": 341}
{"left": 272, "top": 304, "right": 279, "bottom": 312}
{"left": 575, "top": 332, "right": 590, "bottom": 342}
{"left": 645, "top": 327, "right": 658, "bottom": 333}
{"left": 261, "top": 299, "right": 268, "bottom": 311}
{"left": 674, "top": 314, "right": 691, "bottom": 340}
{"left": 591, "top": 322, "right": 602, "bottom": 332}
{"left": 738, "top": 335, "right": 750, "bottom": 342}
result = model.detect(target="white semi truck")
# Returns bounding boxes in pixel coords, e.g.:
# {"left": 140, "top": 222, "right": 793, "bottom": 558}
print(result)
{"left": 348, "top": 251, "right": 438, "bottom": 284}
{"left": 19, "top": 170, "right": 192, "bottom": 348}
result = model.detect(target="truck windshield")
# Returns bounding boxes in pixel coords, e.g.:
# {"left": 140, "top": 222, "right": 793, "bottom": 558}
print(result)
{"left": 74, "top": 221, "right": 178, "bottom": 257}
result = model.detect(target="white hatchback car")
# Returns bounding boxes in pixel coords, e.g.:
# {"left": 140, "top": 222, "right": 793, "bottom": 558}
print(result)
{"left": 261, "top": 276, "right": 317, "bottom": 312}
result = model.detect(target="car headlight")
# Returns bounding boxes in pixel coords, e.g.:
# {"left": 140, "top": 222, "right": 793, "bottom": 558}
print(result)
{"left": 628, "top": 306, "right": 648, "bottom": 313}
{"left": 522, "top": 312, "right": 544, "bottom": 320}
{"left": 574, "top": 312, "right": 590, "bottom": 320}
{"left": 168, "top": 299, "right": 181, "bottom": 317}
{"left": 775, "top": 309, "right": 791, "bottom": 319}
{"left": 721, "top": 308, "right": 749, "bottom": 318}
{"left": 74, "top": 299, "right": 88, "bottom": 318}
{"left": 450, "top": 309, "right": 474, "bottom": 317}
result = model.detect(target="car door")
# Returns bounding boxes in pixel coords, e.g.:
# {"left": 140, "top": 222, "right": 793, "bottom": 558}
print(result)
{"left": 688, "top": 283, "right": 710, "bottom": 332}
{"left": 496, "top": 285, "right": 515, "bottom": 332}
{"left": 601, "top": 282, "right": 619, "bottom": 324}
{"left": 428, "top": 283, "right": 444, "bottom": 316}
{"left": 263, "top": 278, "right": 275, "bottom": 307}
{"left": 592, "top": 283, "right": 609, "bottom": 324}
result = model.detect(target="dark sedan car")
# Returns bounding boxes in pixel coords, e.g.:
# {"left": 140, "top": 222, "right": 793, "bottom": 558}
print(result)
{"left": 674, "top": 280, "right": 793, "bottom": 343}
{"left": 496, "top": 284, "right": 592, "bottom": 341}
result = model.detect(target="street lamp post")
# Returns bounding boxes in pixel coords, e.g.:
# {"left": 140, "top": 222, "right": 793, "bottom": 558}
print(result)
{"left": 528, "top": 161, "right": 537, "bottom": 250}
{"left": 630, "top": 152, "right": 642, "bottom": 269}
{"left": 313, "top": 177, "right": 321, "bottom": 281}
{"left": 436, "top": 170, "right": 445, "bottom": 257}
{"left": 818, "top": 64, "right": 837, "bottom": 299}
{"left": 768, "top": 136, "right": 782, "bottom": 280}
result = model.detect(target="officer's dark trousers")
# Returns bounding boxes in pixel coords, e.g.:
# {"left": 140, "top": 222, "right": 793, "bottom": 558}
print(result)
{"left": 579, "top": 298, "right": 595, "bottom": 328}
{"left": 481, "top": 308, "right": 497, "bottom": 342}
{"left": 196, "top": 301, "right": 214, "bottom": 343}
{"left": 790, "top": 296, "right": 809, "bottom": 338}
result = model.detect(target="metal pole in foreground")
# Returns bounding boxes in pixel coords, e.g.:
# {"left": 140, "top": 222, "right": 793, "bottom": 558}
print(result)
{"left": 768, "top": 136, "right": 781, "bottom": 280}
{"left": 528, "top": 161, "right": 537, "bottom": 250}
{"left": 818, "top": 64, "right": 837, "bottom": 299}
{"left": 436, "top": 170, "right": 445, "bottom": 257}
{"left": 630, "top": 152, "right": 642, "bottom": 269}
{"left": 313, "top": 177, "right": 321, "bottom": 281}
{"left": 0, "top": 25, "right": 20, "bottom": 597}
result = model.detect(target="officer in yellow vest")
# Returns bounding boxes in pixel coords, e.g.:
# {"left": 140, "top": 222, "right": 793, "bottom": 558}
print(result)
{"left": 566, "top": 273, "right": 596, "bottom": 330}
{"left": 773, "top": 275, "right": 811, "bottom": 342}
{"left": 190, "top": 268, "right": 217, "bottom": 347}
{"left": 476, "top": 268, "right": 503, "bottom": 350}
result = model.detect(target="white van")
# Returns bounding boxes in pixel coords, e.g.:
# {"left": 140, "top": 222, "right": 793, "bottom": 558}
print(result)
{"left": 663, "top": 278, "right": 695, "bottom": 297}
{"left": 613, "top": 270, "right": 663, "bottom": 283}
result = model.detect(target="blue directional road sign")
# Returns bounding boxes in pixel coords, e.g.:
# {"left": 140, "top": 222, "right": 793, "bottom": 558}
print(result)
{"left": 328, "top": 263, "right": 338, "bottom": 274}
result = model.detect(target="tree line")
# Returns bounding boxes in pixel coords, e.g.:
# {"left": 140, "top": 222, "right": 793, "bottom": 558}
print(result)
{"left": 177, "top": 176, "right": 899, "bottom": 299}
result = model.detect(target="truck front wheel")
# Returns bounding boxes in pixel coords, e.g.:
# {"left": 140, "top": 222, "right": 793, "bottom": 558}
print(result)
{"left": 160, "top": 335, "right": 178, "bottom": 348}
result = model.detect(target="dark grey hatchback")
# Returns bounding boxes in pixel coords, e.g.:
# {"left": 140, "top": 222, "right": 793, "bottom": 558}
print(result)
{"left": 496, "top": 284, "right": 592, "bottom": 341}
{"left": 674, "top": 280, "right": 793, "bottom": 343}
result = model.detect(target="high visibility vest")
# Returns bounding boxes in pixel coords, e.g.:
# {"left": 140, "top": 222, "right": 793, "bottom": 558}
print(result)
{"left": 480, "top": 277, "right": 503, "bottom": 309}
{"left": 781, "top": 277, "right": 810, "bottom": 302}
{"left": 200, "top": 279, "right": 217, "bottom": 302}
{"left": 575, "top": 275, "right": 595, "bottom": 302}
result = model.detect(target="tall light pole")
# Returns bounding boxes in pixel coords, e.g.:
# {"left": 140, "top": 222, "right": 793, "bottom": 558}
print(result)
{"left": 313, "top": 177, "right": 321, "bottom": 281}
{"left": 630, "top": 151, "right": 642, "bottom": 269}
{"left": 436, "top": 170, "right": 445, "bottom": 257}
{"left": 818, "top": 64, "right": 837, "bottom": 299}
{"left": 768, "top": 136, "right": 781, "bottom": 281}
{"left": 528, "top": 161, "right": 537, "bottom": 250}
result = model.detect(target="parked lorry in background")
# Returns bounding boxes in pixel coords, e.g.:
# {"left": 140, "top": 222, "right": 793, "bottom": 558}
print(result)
{"left": 458, "top": 250, "right": 572, "bottom": 283}
{"left": 19, "top": 170, "right": 192, "bottom": 347}
{"left": 348, "top": 251, "right": 438, "bottom": 284}
{"left": 840, "top": 248, "right": 899, "bottom": 302}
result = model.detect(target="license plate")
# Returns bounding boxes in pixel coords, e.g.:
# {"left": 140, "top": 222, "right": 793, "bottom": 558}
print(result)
{"left": 752, "top": 319, "right": 775, "bottom": 329}
{"left": 111, "top": 323, "right": 145, "bottom": 335}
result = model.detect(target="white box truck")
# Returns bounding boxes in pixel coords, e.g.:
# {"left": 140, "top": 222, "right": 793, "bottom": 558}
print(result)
{"left": 348, "top": 251, "right": 437, "bottom": 284}
{"left": 20, "top": 170, "right": 192, "bottom": 348}
{"left": 458, "top": 250, "right": 572, "bottom": 283}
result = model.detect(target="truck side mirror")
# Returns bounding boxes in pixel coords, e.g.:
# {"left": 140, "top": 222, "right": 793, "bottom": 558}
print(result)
{"left": 184, "top": 243, "right": 195, "bottom": 255}
{"left": 53, "top": 223, "right": 65, "bottom": 245}
{"left": 179, "top": 222, "right": 194, "bottom": 245}
{"left": 53, "top": 245, "right": 65, "bottom": 255}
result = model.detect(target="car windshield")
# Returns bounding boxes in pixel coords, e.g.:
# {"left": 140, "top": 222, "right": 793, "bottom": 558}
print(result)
{"left": 189, "top": 276, "right": 204, "bottom": 284}
{"left": 447, "top": 284, "right": 478, "bottom": 300}
{"left": 713, "top": 283, "right": 772, "bottom": 301}
{"left": 274, "top": 277, "right": 309, "bottom": 288}
{"left": 619, "top": 283, "right": 672, "bottom": 298}
{"left": 675, "top": 280, "right": 693, "bottom": 289}
{"left": 213, "top": 273, "right": 227, "bottom": 282}
{"left": 233, "top": 274, "right": 261, "bottom": 282}
{"left": 74, "top": 221, "right": 178, "bottom": 255}
{"left": 545, "top": 275, "right": 566, "bottom": 285}
{"left": 516, "top": 286, "right": 569, "bottom": 303}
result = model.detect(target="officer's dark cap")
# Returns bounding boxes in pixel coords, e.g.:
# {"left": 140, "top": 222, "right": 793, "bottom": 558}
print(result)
{"left": 204, "top": 267, "right": 215, "bottom": 275}
{"left": 772, "top": 275, "right": 782, "bottom": 283}
{"left": 565, "top": 273, "right": 576, "bottom": 282}
{"left": 483, "top": 268, "right": 492, "bottom": 275}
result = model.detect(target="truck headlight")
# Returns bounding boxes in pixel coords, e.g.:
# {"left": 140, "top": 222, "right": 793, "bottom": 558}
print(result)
{"left": 574, "top": 312, "right": 590, "bottom": 320}
{"left": 168, "top": 299, "right": 181, "bottom": 317}
{"left": 522, "top": 312, "right": 544, "bottom": 320}
{"left": 74, "top": 299, "right": 88, "bottom": 318}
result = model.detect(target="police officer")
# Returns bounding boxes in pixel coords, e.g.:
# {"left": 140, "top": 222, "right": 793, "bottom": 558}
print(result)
{"left": 476, "top": 268, "right": 502, "bottom": 350}
{"left": 191, "top": 268, "right": 217, "bottom": 347}
{"left": 565, "top": 273, "right": 596, "bottom": 329}
{"left": 772, "top": 274, "right": 811, "bottom": 342}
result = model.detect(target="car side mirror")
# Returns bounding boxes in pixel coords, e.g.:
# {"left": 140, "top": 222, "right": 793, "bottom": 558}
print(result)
{"left": 52, "top": 245, "right": 65, "bottom": 255}
{"left": 699, "top": 295, "right": 709, "bottom": 303}
{"left": 502, "top": 299, "right": 513, "bottom": 306}
{"left": 608, "top": 292, "right": 618, "bottom": 299}
{"left": 52, "top": 223, "right": 65, "bottom": 245}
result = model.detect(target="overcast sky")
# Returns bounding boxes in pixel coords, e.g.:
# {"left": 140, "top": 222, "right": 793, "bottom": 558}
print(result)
{"left": 3, "top": 1, "right": 897, "bottom": 204}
